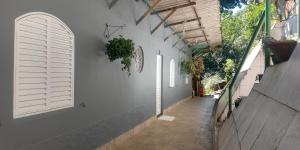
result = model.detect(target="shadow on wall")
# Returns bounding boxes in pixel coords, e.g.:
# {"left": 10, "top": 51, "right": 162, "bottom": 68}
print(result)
{"left": 105, "top": 0, "right": 120, "bottom": 9}
{"left": 96, "top": 39, "right": 106, "bottom": 56}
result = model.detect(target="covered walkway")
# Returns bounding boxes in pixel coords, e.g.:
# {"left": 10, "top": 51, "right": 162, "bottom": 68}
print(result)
{"left": 101, "top": 97, "right": 216, "bottom": 150}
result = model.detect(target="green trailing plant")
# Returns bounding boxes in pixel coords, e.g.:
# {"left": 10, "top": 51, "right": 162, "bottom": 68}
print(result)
{"left": 224, "top": 59, "right": 235, "bottom": 81}
{"left": 193, "top": 56, "right": 205, "bottom": 77}
{"left": 105, "top": 36, "right": 135, "bottom": 76}
{"left": 181, "top": 60, "right": 196, "bottom": 75}
{"left": 181, "top": 57, "right": 205, "bottom": 80}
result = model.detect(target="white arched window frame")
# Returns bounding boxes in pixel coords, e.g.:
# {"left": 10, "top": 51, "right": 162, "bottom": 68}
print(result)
{"left": 14, "top": 12, "right": 75, "bottom": 118}
{"left": 169, "top": 59, "right": 175, "bottom": 87}
{"left": 185, "top": 75, "right": 189, "bottom": 84}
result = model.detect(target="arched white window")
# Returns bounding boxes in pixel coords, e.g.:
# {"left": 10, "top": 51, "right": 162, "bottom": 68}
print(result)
{"left": 185, "top": 75, "right": 189, "bottom": 84}
{"left": 169, "top": 59, "right": 175, "bottom": 87}
{"left": 14, "top": 12, "right": 75, "bottom": 118}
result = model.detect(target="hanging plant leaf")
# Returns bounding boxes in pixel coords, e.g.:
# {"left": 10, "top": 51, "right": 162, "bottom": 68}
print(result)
{"left": 105, "top": 36, "right": 135, "bottom": 76}
{"left": 181, "top": 57, "right": 204, "bottom": 79}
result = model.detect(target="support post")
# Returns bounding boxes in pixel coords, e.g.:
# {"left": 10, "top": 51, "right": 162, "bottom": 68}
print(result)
{"left": 265, "top": 0, "right": 271, "bottom": 69}
{"left": 172, "top": 38, "right": 181, "bottom": 47}
{"left": 228, "top": 88, "right": 232, "bottom": 114}
{"left": 164, "top": 32, "right": 175, "bottom": 41}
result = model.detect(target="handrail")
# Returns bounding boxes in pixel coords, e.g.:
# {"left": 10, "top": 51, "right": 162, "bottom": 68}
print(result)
{"left": 216, "top": 10, "right": 266, "bottom": 117}
{"left": 214, "top": 78, "right": 231, "bottom": 120}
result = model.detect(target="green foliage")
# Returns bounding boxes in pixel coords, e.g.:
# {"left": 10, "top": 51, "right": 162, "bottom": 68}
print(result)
{"left": 220, "top": 0, "right": 248, "bottom": 11}
{"left": 181, "top": 60, "right": 196, "bottom": 75}
{"left": 221, "top": 3, "right": 265, "bottom": 53}
{"left": 193, "top": 3, "right": 269, "bottom": 78}
{"left": 105, "top": 36, "right": 134, "bottom": 76}
{"left": 181, "top": 57, "right": 205, "bottom": 80}
{"left": 201, "top": 73, "right": 223, "bottom": 95}
{"left": 224, "top": 59, "right": 235, "bottom": 81}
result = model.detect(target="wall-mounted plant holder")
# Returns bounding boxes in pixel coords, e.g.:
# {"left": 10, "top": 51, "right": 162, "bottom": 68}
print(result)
{"left": 104, "top": 23, "right": 127, "bottom": 39}
{"left": 105, "top": 36, "right": 135, "bottom": 76}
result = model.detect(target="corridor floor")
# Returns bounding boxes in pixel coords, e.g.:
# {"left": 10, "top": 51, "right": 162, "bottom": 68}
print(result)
{"left": 106, "top": 97, "right": 216, "bottom": 150}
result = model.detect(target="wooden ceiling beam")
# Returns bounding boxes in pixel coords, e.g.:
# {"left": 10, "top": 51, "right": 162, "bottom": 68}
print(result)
{"left": 175, "top": 27, "right": 204, "bottom": 34}
{"left": 172, "top": 37, "right": 183, "bottom": 47}
{"left": 164, "top": 17, "right": 201, "bottom": 27}
{"left": 164, "top": 27, "right": 204, "bottom": 41}
{"left": 136, "top": 0, "right": 161, "bottom": 25}
{"left": 192, "top": 6, "right": 209, "bottom": 44}
{"left": 189, "top": 40, "right": 210, "bottom": 44}
{"left": 151, "top": 2, "right": 196, "bottom": 14}
{"left": 151, "top": 9, "right": 177, "bottom": 34}
{"left": 184, "top": 35, "right": 207, "bottom": 40}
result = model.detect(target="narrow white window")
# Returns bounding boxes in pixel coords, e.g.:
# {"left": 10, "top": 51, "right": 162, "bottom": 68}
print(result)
{"left": 156, "top": 55, "right": 162, "bottom": 116}
{"left": 185, "top": 76, "right": 189, "bottom": 84}
{"left": 169, "top": 59, "right": 175, "bottom": 87}
{"left": 14, "top": 12, "right": 75, "bottom": 118}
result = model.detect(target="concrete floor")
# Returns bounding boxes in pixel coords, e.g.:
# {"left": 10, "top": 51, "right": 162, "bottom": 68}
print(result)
{"left": 110, "top": 97, "right": 216, "bottom": 150}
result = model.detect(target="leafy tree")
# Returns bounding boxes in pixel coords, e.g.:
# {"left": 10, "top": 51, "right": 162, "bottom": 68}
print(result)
{"left": 222, "top": 3, "right": 265, "bottom": 53}
{"left": 201, "top": 73, "right": 223, "bottom": 95}
{"left": 221, "top": 0, "right": 247, "bottom": 10}
{"left": 181, "top": 57, "right": 205, "bottom": 80}
{"left": 193, "top": 3, "right": 266, "bottom": 79}
{"left": 224, "top": 59, "right": 235, "bottom": 81}
{"left": 220, "top": 0, "right": 261, "bottom": 11}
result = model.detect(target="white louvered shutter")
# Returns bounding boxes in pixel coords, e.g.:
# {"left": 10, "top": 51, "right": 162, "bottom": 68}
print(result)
{"left": 169, "top": 59, "right": 175, "bottom": 87}
{"left": 14, "top": 12, "right": 74, "bottom": 118}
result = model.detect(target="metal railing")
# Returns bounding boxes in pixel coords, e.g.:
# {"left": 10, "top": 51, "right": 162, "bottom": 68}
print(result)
{"left": 215, "top": 10, "right": 266, "bottom": 119}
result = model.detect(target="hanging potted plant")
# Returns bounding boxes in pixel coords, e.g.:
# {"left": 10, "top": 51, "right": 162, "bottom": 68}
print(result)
{"left": 181, "top": 60, "right": 196, "bottom": 75}
{"left": 105, "top": 36, "right": 135, "bottom": 76}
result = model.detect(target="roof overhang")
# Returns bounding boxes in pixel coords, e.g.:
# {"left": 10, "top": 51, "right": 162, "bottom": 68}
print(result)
{"left": 146, "top": 0, "right": 222, "bottom": 48}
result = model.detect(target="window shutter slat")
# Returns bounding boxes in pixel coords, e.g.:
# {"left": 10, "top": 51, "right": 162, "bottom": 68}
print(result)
{"left": 14, "top": 12, "right": 74, "bottom": 118}
{"left": 47, "top": 17, "right": 74, "bottom": 110}
{"left": 15, "top": 14, "right": 48, "bottom": 118}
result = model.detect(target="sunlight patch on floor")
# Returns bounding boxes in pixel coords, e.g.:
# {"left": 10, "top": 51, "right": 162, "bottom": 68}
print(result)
{"left": 158, "top": 115, "right": 176, "bottom": 121}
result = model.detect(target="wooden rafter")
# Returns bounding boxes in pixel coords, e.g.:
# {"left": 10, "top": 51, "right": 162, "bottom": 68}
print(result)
{"left": 172, "top": 37, "right": 182, "bottom": 47}
{"left": 189, "top": 40, "right": 210, "bottom": 44}
{"left": 164, "top": 27, "right": 204, "bottom": 41}
{"left": 164, "top": 17, "right": 201, "bottom": 27}
{"left": 176, "top": 27, "right": 204, "bottom": 33}
{"left": 192, "top": 6, "right": 209, "bottom": 44}
{"left": 164, "top": 31, "right": 176, "bottom": 41}
{"left": 151, "top": 9, "right": 177, "bottom": 34}
{"left": 184, "top": 35, "right": 207, "bottom": 40}
{"left": 136, "top": 0, "right": 161, "bottom": 25}
{"left": 151, "top": 2, "right": 196, "bottom": 14}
